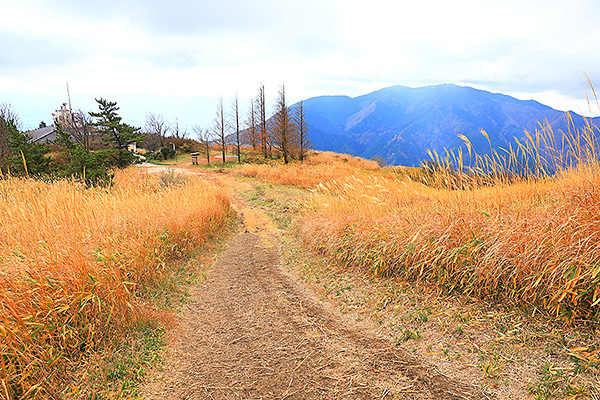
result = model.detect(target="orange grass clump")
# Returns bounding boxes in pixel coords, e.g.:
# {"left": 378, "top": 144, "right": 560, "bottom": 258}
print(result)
{"left": 0, "top": 169, "right": 231, "bottom": 398}
{"left": 234, "top": 151, "right": 380, "bottom": 187}
{"left": 301, "top": 165, "right": 600, "bottom": 325}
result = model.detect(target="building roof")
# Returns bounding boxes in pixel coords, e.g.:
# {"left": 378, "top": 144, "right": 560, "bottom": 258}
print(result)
{"left": 24, "top": 126, "right": 57, "bottom": 143}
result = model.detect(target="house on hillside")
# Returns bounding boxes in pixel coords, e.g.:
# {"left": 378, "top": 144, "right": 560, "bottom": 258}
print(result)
{"left": 24, "top": 103, "right": 141, "bottom": 156}
{"left": 23, "top": 103, "right": 74, "bottom": 143}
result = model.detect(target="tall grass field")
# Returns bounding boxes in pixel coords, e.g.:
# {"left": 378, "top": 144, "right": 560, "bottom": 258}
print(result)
{"left": 297, "top": 117, "right": 600, "bottom": 326}
{"left": 234, "top": 151, "right": 380, "bottom": 187}
{"left": 0, "top": 169, "right": 231, "bottom": 398}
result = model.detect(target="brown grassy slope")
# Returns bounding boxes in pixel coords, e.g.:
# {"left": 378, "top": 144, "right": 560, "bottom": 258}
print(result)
{"left": 231, "top": 149, "right": 600, "bottom": 325}
{"left": 0, "top": 169, "right": 231, "bottom": 399}
{"left": 232, "top": 151, "right": 380, "bottom": 187}
{"left": 301, "top": 164, "right": 600, "bottom": 325}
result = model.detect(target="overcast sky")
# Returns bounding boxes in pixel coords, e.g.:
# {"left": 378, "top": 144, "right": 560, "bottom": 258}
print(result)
{"left": 2, "top": 0, "right": 600, "bottom": 132}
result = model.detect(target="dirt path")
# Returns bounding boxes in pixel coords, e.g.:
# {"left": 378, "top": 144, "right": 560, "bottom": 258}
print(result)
{"left": 142, "top": 195, "right": 492, "bottom": 399}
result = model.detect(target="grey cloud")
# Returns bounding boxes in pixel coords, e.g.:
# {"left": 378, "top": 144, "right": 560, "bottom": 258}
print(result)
{"left": 28, "top": 0, "right": 342, "bottom": 72}
{"left": 44, "top": 0, "right": 337, "bottom": 37}
{"left": 0, "top": 32, "right": 84, "bottom": 71}
{"left": 145, "top": 49, "right": 200, "bottom": 69}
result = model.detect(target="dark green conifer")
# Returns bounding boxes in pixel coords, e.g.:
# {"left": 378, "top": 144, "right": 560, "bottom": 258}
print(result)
{"left": 90, "top": 98, "right": 144, "bottom": 168}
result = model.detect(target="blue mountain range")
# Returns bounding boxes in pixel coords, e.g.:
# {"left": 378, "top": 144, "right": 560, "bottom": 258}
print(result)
{"left": 293, "top": 84, "right": 598, "bottom": 166}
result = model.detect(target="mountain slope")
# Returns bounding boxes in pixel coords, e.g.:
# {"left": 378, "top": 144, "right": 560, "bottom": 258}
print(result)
{"left": 293, "top": 84, "right": 596, "bottom": 166}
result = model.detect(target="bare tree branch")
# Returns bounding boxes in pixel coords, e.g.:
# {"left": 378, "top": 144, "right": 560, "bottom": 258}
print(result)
{"left": 256, "top": 83, "right": 268, "bottom": 159}
{"left": 211, "top": 97, "right": 228, "bottom": 165}
{"left": 294, "top": 99, "right": 310, "bottom": 162}
{"left": 271, "top": 84, "right": 296, "bottom": 164}
{"left": 143, "top": 112, "right": 170, "bottom": 151}
{"left": 194, "top": 124, "right": 212, "bottom": 165}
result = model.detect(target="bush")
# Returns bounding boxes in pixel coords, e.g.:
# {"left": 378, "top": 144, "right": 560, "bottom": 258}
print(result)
{"left": 160, "top": 146, "right": 176, "bottom": 160}
{"left": 52, "top": 124, "right": 113, "bottom": 186}
{"left": 60, "top": 147, "right": 114, "bottom": 186}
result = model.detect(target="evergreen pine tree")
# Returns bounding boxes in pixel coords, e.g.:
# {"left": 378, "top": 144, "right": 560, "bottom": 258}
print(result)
{"left": 89, "top": 98, "right": 144, "bottom": 168}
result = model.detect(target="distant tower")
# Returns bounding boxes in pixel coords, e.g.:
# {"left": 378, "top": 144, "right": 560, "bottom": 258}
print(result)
{"left": 52, "top": 103, "right": 72, "bottom": 126}
{"left": 66, "top": 81, "right": 73, "bottom": 114}
{"left": 51, "top": 82, "right": 75, "bottom": 126}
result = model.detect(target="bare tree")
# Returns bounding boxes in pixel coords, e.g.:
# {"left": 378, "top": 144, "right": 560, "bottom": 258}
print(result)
{"left": 194, "top": 125, "right": 211, "bottom": 165}
{"left": 59, "top": 109, "right": 95, "bottom": 150}
{"left": 245, "top": 98, "right": 258, "bottom": 151}
{"left": 233, "top": 94, "right": 241, "bottom": 163}
{"left": 212, "top": 97, "right": 228, "bottom": 165}
{"left": 143, "top": 112, "right": 170, "bottom": 151}
{"left": 256, "top": 83, "right": 268, "bottom": 159}
{"left": 294, "top": 99, "right": 310, "bottom": 162}
{"left": 271, "top": 84, "right": 296, "bottom": 164}
{"left": 171, "top": 117, "right": 187, "bottom": 140}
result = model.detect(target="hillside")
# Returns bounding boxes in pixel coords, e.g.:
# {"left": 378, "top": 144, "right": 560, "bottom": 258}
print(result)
{"left": 294, "top": 84, "right": 597, "bottom": 166}
{"left": 4, "top": 151, "right": 600, "bottom": 399}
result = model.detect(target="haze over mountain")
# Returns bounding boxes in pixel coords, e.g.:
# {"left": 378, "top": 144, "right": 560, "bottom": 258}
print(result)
{"left": 293, "top": 84, "right": 597, "bottom": 166}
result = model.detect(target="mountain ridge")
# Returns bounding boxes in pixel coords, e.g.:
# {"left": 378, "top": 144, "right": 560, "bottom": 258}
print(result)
{"left": 291, "top": 84, "right": 596, "bottom": 166}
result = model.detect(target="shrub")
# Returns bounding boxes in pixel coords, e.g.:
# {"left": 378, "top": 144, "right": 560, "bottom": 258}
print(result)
{"left": 160, "top": 146, "right": 176, "bottom": 160}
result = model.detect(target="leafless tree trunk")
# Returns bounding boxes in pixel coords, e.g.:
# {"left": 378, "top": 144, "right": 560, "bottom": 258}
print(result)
{"left": 172, "top": 117, "right": 187, "bottom": 139}
{"left": 245, "top": 99, "right": 258, "bottom": 151}
{"left": 294, "top": 99, "right": 310, "bottom": 162}
{"left": 194, "top": 125, "right": 211, "bottom": 165}
{"left": 234, "top": 94, "right": 241, "bottom": 163}
{"left": 212, "top": 97, "right": 228, "bottom": 165}
{"left": 272, "top": 84, "right": 296, "bottom": 164}
{"left": 256, "top": 83, "right": 268, "bottom": 159}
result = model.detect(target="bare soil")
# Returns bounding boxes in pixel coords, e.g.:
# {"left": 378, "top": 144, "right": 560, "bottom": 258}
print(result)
{"left": 142, "top": 199, "right": 492, "bottom": 399}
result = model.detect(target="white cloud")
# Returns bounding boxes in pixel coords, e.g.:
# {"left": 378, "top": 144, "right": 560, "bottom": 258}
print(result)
{"left": 2, "top": 0, "right": 600, "bottom": 128}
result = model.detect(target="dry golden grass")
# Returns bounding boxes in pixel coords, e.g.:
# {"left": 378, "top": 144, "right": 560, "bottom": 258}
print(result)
{"left": 0, "top": 169, "right": 231, "bottom": 399}
{"left": 419, "top": 112, "right": 600, "bottom": 190}
{"left": 225, "top": 122, "right": 600, "bottom": 327}
{"left": 227, "top": 124, "right": 600, "bottom": 328}
{"left": 223, "top": 114, "right": 598, "bottom": 329}
{"left": 300, "top": 163, "right": 600, "bottom": 326}
{"left": 233, "top": 151, "right": 380, "bottom": 187}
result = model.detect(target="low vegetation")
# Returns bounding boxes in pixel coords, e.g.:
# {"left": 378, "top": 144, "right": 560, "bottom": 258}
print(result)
{"left": 0, "top": 169, "right": 231, "bottom": 398}
{"left": 233, "top": 151, "right": 380, "bottom": 187}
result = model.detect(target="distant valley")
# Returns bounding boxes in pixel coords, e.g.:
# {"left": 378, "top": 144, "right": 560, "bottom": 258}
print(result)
{"left": 292, "top": 84, "right": 598, "bottom": 166}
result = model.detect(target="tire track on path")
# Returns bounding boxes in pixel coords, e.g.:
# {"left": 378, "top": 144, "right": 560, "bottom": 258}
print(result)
{"left": 142, "top": 198, "right": 491, "bottom": 400}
